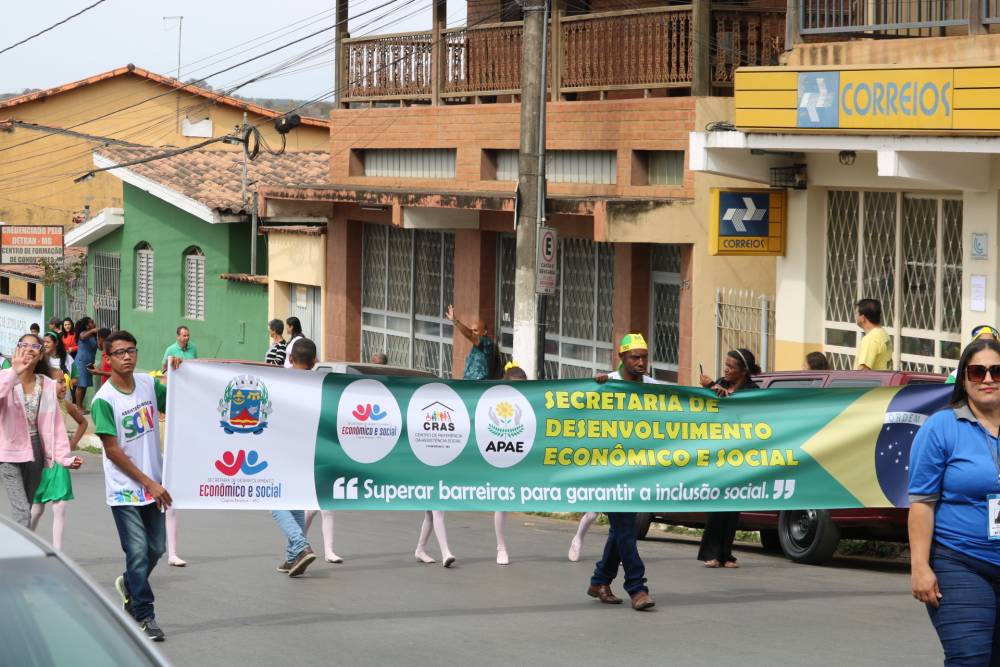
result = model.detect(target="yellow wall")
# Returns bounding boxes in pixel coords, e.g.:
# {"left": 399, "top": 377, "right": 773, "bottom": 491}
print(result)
{"left": 266, "top": 232, "right": 326, "bottom": 359}
{"left": 0, "top": 74, "right": 329, "bottom": 229}
{"left": 606, "top": 97, "right": 777, "bottom": 383}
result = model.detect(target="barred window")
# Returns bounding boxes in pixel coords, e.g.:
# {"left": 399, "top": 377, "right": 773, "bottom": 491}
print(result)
{"left": 134, "top": 243, "right": 154, "bottom": 311}
{"left": 824, "top": 191, "right": 962, "bottom": 373}
{"left": 183, "top": 247, "right": 205, "bottom": 321}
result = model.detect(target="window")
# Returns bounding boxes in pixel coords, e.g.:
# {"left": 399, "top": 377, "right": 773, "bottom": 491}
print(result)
{"left": 134, "top": 243, "right": 154, "bottom": 311}
{"left": 824, "top": 191, "right": 962, "bottom": 373}
{"left": 0, "top": 277, "right": 9, "bottom": 295}
{"left": 633, "top": 150, "right": 685, "bottom": 186}
{"left": 26, "top": 283, "right": 37, "bottom": 301}
{"left": 766, "top": 378, "right": 825, "bottom": 388}
{"left": 362, "top": 149, "right": 456, "bottom": 178}
{"left": 360, "top": 224, "right": 454, "bottom": 377}
{"left": 183, "top": 247, "right": 205, "bottom": 320}
{"left": 490, "top": 150, "right": 617, "bottom": 184}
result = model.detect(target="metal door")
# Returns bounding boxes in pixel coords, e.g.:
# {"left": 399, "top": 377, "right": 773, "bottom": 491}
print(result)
{"left": 289, "top": 284, "right": 321, "bottom": 343}
{"left": 93, "top": 251, "right": 120, "bottom": 330}
{"left": 649, "top": 245, "right": 681, "bottom": 383}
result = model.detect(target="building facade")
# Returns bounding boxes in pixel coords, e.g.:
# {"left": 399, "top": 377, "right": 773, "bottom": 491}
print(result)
{"left": 263, "top": 0, "right": 789, "bottom": 383}
{"left": 691, "top": 9, "right": 1000, "bottom": 374}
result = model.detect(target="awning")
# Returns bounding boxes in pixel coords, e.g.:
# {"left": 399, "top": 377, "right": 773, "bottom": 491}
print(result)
{"left": 65, "top": 207, "right": 124, "bottom": 247}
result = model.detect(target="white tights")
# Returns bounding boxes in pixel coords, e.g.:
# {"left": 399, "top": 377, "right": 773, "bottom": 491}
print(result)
{"left": 575, "top": 512, "right": 598, "bottom": 542}
{"left": 415, "top": 511, "right": 453, "bottom": 561}
{"left": 166, "top": 508, "right": 183, "bottom": 563}
{"left": 304, "top": 510, "right": 342, "bottom": 562}
{"left": 30, "top": 501, "right": 67, "bottom": 551}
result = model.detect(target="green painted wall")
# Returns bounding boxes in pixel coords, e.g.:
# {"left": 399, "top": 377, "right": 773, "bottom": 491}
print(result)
{"left": 85, "top": 183, "right": 268, "bottom": 371}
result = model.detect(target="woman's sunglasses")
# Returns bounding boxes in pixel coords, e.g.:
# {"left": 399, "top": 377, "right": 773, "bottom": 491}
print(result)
{"left": 966, "top": 364, "right": 1000, "bottom": 383}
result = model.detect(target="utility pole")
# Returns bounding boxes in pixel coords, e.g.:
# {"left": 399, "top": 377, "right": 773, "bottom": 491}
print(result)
{"left": 163, "top": 16, "right": 184, "bottom": 132}
{"left": 512, "top": 0, "right": 549, "bottom": 380}
{"left": 240, "top": 112, "right": 259, "bottom": 275}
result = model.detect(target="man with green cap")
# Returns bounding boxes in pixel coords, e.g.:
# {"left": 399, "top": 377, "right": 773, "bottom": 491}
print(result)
{"left": 585, "top": 332, "right": 658, "bottom": 611}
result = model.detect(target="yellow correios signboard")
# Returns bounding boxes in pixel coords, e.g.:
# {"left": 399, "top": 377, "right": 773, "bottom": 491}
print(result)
{"left": 735, "top": 65, "right": 1000, "bottom": 132}
{"left": 709, "top": 189, "right": 786, "bottom": 257}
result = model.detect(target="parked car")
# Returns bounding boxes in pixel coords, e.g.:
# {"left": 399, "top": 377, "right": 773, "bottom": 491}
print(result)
{"left": 0, "top": 516, "right": 171, "bottom": 666}
{"left": 637, "top": 369, "right": 947, "bottom": 564}
{"left": 314, "top": 361, "right": 436, "bottom": 378}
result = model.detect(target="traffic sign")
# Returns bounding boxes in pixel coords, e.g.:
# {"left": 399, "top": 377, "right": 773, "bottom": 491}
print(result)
{"left": 535, "top": 226, "right": 557, "bottom": 295}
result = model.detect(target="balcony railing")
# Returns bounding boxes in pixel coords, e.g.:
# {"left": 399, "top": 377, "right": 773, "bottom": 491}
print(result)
{"left": 797, "top": 0, "right": 997, "bottom": 35}
{"left": 341, "top": 5, "right": 785, "bottom": 104}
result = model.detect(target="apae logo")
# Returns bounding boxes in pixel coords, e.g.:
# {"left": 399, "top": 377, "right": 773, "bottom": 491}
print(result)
{"left": 214, "top": 450, "right": 269, "bottom": 476}
{"left": 475, "top": 385, "right": 536, "bottom": 468}
{"left": 406, "top": 383, "right": 470, "bottom": 466}
{"left": 333, "top": 477, "right": 359, "bottom": 500}
{"left": 218, "top": 375, "right": 273, "bottom": 434}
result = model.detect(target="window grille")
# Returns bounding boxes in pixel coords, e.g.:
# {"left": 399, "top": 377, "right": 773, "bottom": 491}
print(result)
{"left": 363, "top": 149, "right": 456, "bottom": 179}
{"left": 93, "top": 251, "right": 120, "bottom": 330}
{"left": 824, "top": 191, "right": 962, "bottom": 373}
{"left": 496, "top": 234, "right": 614, "bottom": 378}
{"left": 492, "top": 150, "right": 617, "bottom": 184}
{"left": 360, "top": 224, "right": 454, "bottom": 377}
{"left": 183, "top": 247, "right": 205, "bottom": 321}
{"left": 135, "top": 243, "right": 154, "bottom": 311}
{"left": 650, "top": 245, "right": 682, "bottom": 382}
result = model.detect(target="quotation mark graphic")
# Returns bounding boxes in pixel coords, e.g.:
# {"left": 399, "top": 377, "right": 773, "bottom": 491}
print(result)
{"left": 772, "top": 479, "right": 796, "bottom": 500}
{"left": 333, "top": 477, "right": 359, "bottom": 500}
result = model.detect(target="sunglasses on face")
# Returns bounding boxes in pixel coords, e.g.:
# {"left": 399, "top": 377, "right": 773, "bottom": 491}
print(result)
{"left": 966, "top": 364, "right": 1000, "bottom": 383}
{"left": 16, "top": 342, "right": 41, "bottom": 351}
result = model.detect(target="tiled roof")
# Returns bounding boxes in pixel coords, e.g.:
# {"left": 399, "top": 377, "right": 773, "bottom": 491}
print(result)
{"left": 95, "top": 147, "right": 331, "bottom": 215}
{"left": 0, "top": 246, "right": 85, "bottom": 281}
{"left": 0, "top": 65, "right": 329, "bottom": 128}
{"left": 259, "top": 225, "right": 326, "bottom": 235}
{"left": 220, "top": 273, "right": 268, "bottom": 285}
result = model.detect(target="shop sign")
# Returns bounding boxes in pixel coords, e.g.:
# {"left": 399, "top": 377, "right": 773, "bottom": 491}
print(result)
{"left": 709, "top": 189, "right": 786, "bottom": 257}
{"left": 0, "top": 225, "right": 64, "bottom": 264}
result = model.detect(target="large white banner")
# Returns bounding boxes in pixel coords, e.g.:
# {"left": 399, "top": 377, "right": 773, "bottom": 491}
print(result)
{"left": 164, "top": 361, "right": 323, "bottom": 509}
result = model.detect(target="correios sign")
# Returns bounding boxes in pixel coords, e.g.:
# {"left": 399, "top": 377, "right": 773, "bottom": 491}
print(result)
{"left": 735, "top": 66, "right": 1000, "bottom": 132}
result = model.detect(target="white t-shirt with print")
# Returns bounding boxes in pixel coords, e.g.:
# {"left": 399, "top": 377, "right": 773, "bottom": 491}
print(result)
{"left": 91, "top": 374, "right": 166, "bottom": 506}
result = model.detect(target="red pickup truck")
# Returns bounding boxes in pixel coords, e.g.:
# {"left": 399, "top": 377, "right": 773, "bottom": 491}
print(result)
{"left": 636, "top": 369, "right": 948, "bottom": 564}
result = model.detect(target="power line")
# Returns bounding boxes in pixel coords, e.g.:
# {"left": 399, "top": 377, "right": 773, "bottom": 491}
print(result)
{"left": 0, "top": 0, "right": 110, "bottom": 56}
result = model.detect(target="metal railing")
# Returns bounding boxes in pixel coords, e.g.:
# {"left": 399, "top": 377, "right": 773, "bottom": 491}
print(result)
{"left": 799, "top": 0, "right": 969, "bottom": 35}
{"left": 985, "top": 0, "right": 1000, "bottom": 23}
{"left": 341, "top": 5, "right": 785, "bottom": 103}
{"left": 714, "top": 288, "right": 775, "bottom": 376}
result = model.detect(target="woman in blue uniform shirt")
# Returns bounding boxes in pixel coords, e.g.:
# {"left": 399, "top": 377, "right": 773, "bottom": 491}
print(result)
{"left": 909, "top": 337, "right": 1000, "bottom": 665}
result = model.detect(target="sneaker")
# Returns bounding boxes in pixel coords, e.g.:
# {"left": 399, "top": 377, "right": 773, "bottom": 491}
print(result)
{"left": 276, "top": 560, "right": 294, "bottom": 573}
{"left": 138, "top": 616, "right": 165, "bottom": 642}
{"left": 287, "top": 547, "right": 316, "bottom": 577}
{"left": 114, "top": 575, "right": 132, "bottom": 616}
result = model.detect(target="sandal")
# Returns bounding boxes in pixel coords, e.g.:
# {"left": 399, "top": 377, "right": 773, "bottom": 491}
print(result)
{"left": 723, "top": 560, "right": 740, "bottom": 569}
{"left": 704, "top": 559, "right": 720, "bottom": 568}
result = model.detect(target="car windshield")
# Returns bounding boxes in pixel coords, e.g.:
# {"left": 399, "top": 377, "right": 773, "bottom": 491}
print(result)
{"left": 826, "top": 378, "right": 885, "bottom": 388}
{"left": 0, "top": 557, "right": 161, "bottom": 667}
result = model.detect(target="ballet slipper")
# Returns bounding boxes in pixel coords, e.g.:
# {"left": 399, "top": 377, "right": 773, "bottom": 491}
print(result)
{"left": 414, "top": 550, "right": 436, "bottom": 564}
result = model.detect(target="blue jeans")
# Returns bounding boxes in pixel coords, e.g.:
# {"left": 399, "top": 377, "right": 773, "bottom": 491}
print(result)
{"left": 110, "top": 504, "right": 166, "bottom": 622}
{"left": 928, "top": 544, "right": 1000, "bottom": 666}
{"left": 271, "top": 510, "right": 310, "bottom": 563}
{"left": 590, "top": 512, "right": 648, "bottom": 597}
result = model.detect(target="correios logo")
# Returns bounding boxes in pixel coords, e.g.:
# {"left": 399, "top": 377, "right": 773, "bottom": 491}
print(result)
{"left": 475, "top": 385, "right": 536, "bottom": 468}
{"left": 214, "top": 450, "right": 269, "bottom": 477}
{"left": 218, "top": 375, "right": 272, "bottom": 434}
{"left": 332, "top": 477, "right": 359, "bottom": 500}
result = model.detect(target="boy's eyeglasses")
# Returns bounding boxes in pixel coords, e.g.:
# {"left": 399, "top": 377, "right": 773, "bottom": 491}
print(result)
{"left": 109, "top": 347, "right": 138, "bottom": 359}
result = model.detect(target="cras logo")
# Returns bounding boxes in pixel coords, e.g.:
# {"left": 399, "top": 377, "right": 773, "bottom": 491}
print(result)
{"left": 351, "top": 403, "right": 388, "bottom": 421}
{"left": 218, "top": 375, "right": 273, "bottom": 434}
{"left": 475, "top": 385, "right": 536, "bottom": 468}
{"left": 214, "top": 450, "right": 269, "bottom": 477}
{"left": 406, "top": 384, "right": 470, "bottom": 467}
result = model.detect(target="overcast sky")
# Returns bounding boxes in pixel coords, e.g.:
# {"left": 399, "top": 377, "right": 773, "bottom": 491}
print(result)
{"left": 0, "top": 0, "right": 461, "bottom": 100}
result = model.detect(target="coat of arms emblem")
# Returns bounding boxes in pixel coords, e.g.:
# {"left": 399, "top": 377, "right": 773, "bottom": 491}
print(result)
{"left": 218, "top": 375, "right": 272, "bottom": 434}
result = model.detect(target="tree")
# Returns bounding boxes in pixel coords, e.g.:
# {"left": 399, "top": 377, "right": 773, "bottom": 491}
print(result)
{"left": 40, "top": 256, "right": 86, "bottom": 316}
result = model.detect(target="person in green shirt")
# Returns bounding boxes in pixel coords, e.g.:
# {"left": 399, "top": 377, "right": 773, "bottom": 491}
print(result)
{"left": 854, "top": 298, "right": 893, "bottom": 371}
{"left": 946, "top": 325, "right": 999, "bottom": 383}
{"left": 161, "top": 326, "right": 198, "bottom": 370}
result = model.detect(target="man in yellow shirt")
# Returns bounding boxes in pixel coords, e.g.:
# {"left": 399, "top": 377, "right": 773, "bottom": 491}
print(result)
{"left": 854, "top": 298, "right": 892, "bottom": 370}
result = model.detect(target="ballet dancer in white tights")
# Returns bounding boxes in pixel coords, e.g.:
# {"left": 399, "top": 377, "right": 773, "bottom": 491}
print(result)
{"left": 304, "top": 510, "right": 343, "bottom": 563}
{"left": 415, "top": 510, "right": 455, "bottom": 567}
{"left": 568, "top": 512, "right": 598, "bottom": 561}
{"left": 492, "top": 363, "right": 527, "bottom": 566}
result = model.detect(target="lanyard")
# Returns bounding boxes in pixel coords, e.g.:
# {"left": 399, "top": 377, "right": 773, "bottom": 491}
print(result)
{"left": 979, "top": 423, "right": 1000, "bottom": 485}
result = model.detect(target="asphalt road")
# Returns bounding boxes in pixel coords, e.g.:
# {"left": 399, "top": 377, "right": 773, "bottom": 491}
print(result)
{"left": 5, "top": 455, "right": 942, "bottom": 667}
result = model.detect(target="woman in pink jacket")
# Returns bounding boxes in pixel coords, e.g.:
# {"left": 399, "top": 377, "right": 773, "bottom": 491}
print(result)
{"left": 0, "top": 335, "right": 82, "bottom": 528}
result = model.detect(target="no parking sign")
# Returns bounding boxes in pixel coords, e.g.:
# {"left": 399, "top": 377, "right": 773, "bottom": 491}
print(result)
{"left": 535, "top": 226, "right": 557, "bottom": 295}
